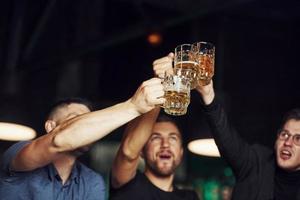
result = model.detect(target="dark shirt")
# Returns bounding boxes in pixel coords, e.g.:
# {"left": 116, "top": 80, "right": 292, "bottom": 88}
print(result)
{"left": 274, "top": 167, "right": 300, "bottom": 200}
{"left": 203, "top": 96, "right": 300, "bottom": 200}
{"left": 0, "top": 141, "right": 106, "bottom": 200}
{"left": 109, "top": 171, "right": 199, "bottom": 200}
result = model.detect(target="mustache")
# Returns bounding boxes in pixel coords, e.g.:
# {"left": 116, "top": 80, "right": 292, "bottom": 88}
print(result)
{"left": 157, "top": 149, "right": 174, "bottom": 157}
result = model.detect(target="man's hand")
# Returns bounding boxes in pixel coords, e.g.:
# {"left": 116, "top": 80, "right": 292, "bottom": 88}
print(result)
{"left": 130, "top": 78, "right": 165, "bottom": 114}
{"left": 195, "top": 80, "right": 215, "bottom": 105}
{"left": 153, "top": 53, "right": 174, "bottom": 78}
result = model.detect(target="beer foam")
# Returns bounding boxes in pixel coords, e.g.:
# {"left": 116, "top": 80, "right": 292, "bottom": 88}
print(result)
{"left": 175, "top": 61, "right": 198, "bottom": 65}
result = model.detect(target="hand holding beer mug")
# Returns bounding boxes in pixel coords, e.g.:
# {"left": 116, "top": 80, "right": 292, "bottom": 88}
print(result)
{"left": 161, "top": 73, "right": 191, "bottom": 116}
{"left": 192, "top": 42, "right": 215, "bottom": 86}
{"left": 174, "top": 44, "right": 199, "bottom": 89}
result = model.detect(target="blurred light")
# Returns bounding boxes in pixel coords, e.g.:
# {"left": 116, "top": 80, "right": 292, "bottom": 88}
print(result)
{"left": 223, "top": 167, "right": 233, "bottom": 177}
{"left": 0, "top": 122, "right": 36, "bottom": 141}
{"left": 202, "top": 179, "right": 221, "bottom": 200}
{"left": 188, "top": 138, "right": 220, "bottom": 157}
{"left": 147, "top": 32, "right": 162, "bottom": 46}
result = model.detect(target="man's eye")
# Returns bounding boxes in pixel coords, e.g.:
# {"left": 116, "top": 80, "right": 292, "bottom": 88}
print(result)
{"left": 151, "top": 136, "right": 161, "bottom": 141}
{"left": 281, "top": 132, "right": 289, "bottom": 137}
{"left": 294, "top": 135, "right": 300, "bottom": 142}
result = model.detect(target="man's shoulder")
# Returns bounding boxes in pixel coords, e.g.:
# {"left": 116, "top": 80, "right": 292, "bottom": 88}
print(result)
{"left": 252, "top": 143, "right": 274, "bottom": 156}
{"left": 111, "top": 170, "right": 144, "bottom": 189}
{"left": 109, "top": 171, "right": 146, "bottom": 195}
{"left": 174, "top": 188, "right": 199, "bottom": 200}
{"left": 76, "top": 162, "right": 104, "bottom": 182}
{"left": 3, "top": 141, "right": 31, "bottom": 156}
{"left": 1, "top": 141, "right": 31, "bottom": 171}
{"left": 77, "top": 162, "right": 103, "bottom": 176}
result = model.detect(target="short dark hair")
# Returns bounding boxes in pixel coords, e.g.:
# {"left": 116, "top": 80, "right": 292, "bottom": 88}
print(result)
{"left": 156, "top": 113, "right": 183, "bottom": 138}
{"left": 47, "top": 97, "right": 93, "bottom": 120}
{"left": 280, "top": 108, "right": 300, "bottom": 129}
{"left": 156, "top": 114, "right": 179, "bottom": 128}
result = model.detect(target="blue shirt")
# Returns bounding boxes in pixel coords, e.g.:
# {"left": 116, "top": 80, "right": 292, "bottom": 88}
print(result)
{"left": 0, "top": 141, "right": 106, "bottom": 200}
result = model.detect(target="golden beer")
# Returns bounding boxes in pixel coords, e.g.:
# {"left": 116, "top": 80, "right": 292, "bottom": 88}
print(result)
{"left": 174, "top": 61, "right": 199, "bottom": 89}
{"left": 192, "top": 42, "right": 215, "bottom": 86}
{"left": 164, "top": 90, "right": 190, "bottom": 116}
{"left": 198, "top": 53, "right": 214, "bottom": 86}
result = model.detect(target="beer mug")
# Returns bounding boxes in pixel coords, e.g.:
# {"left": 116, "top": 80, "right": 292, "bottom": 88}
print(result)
{"left": 192, "top": 42, "right": 215, "bottom": 86}
{"left": 162, "top": 74, "right": 191, "bottom": 116}
{"left": 174, "top": 44, "right": 199, "bottom": 89}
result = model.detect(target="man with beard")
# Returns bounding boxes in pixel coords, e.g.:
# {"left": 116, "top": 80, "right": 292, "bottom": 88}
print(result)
{"left": 109, "top": 107, "right": 199, "bottom": 200}
{"left": 0, "top": 77, "right": 165, "bottom": 200}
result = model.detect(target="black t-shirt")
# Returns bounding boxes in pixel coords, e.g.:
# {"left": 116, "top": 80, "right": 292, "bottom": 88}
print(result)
{"left": 109, "top": 171, "right": 200, "bottom": 200}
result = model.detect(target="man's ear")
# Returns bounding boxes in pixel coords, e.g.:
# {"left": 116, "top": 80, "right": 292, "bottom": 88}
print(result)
{"left": 45, "top": 120, "right": 57, "bottom": 133}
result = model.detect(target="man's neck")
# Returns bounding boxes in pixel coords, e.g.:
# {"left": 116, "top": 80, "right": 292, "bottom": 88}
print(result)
{"left": 144, "top": 170, "right": 175, "bottom": 192}
{"left": 53, "top": 154, "right": 76, "bottom": 185}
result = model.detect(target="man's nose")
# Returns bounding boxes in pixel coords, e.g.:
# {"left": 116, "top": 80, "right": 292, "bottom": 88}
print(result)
{"left": 284, "top": 135, "right": 293, "bottom": 146}
{"left": 161, "top": 138, "right": 170, "bottom": 147}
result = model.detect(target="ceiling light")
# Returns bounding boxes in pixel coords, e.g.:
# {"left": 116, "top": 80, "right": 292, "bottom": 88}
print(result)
{"left": 0, "top": 122, "right": 36, "bottom": 141}
{"left": 188, "top": 138, "right": 220, "bottom": 157}
{"left": 147, "top": 32, "right": 162, "bottom": 46}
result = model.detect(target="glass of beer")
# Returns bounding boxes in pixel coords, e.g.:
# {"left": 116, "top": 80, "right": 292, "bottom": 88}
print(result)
{"left": 192, "top": 42, "right": 215, "bottom": 86}
{"left": 162, "top": 73, "right": 191, "bottom": 116}
{"left": 174, "top": 44, "right": 199, "bottom": 89}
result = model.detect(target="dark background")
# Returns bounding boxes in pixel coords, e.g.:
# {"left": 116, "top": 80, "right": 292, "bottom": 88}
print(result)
{"left": 1, "top": 0, "right": 300, "bottom": 197}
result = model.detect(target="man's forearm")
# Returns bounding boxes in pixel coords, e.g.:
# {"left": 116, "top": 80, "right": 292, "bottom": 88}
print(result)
{"left": 53, "top": 99, "right": 141, "bottom": 152}
{"left": 111, "top": 107, "right": 160, "bottom": 188}
{"left": 120, "top": 107, "right": 160, "bottom": 160}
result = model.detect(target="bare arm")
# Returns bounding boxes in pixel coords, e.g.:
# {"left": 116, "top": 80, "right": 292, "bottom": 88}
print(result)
{"left": 111, "top": 107, "right": 160, "bottom": 188}
{"left": 111, "top": 53, "right": 172, "bottom": 188}
{"left": 12, "top": 78, "right": 165, "bottom": 171}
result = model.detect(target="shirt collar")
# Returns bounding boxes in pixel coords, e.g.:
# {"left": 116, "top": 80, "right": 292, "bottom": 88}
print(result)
{"left": 47, "top": 162, "right": 80, "bottom": 184}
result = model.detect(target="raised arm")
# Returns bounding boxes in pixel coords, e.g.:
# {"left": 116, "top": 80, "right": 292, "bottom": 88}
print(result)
{"left": 196, "top": 82, "right": 257, "bottom": 178}
{"left": 110, "top": 54, "right": 174, "bottom": 188}
{"left": 11, "top": 78, "right": 165, "bottom": 172}
{"left": 111, "top": 107, "right": 160, "bottom": 188}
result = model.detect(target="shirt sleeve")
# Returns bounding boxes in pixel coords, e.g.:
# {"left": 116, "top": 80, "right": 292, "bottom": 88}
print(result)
{"left": 1, "top": 141, "right": 30, "bottom": 173}
{"left": 202, "top": 96, "right": 258, "bottom": 180}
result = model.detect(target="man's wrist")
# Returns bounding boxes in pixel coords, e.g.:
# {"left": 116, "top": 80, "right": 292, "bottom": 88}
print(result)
{"left": 125, "top": 99, "right": 143, "bottom": 116}
{"left": 202, "top": 91, "right": 215, "bottom": 105}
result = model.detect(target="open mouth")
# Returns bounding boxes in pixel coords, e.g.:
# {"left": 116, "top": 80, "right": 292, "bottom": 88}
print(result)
{"left": 280, "top": 149, "right": 292, "bottom": 160}
{"left": 158, "top": 152, "right": 172, "bottom": 160}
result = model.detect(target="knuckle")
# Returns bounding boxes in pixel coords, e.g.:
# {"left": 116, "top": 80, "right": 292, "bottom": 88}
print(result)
{"left": 143, "top": 85, "right": 150, "bottom": 94}
{"left": 141, "top": 81, "right": 148, "bottom": 87}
